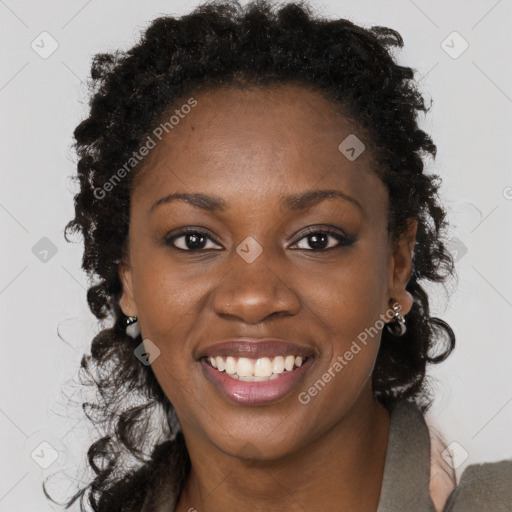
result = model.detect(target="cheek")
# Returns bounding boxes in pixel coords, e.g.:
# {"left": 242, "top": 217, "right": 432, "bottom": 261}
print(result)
{"left": 297, "top": 241, "right": 389, "bottom": 395}
{"left": 295, "top": 263, "right": 386, "bottom": 422}
{"left": 129, "top": 261, "right": 206, "bottom": 403}
{"left": 303, "top": 244, "right": 389, "bottom": 343}
{"left": 132, "top": 249, "right": 209, "bottom": 336}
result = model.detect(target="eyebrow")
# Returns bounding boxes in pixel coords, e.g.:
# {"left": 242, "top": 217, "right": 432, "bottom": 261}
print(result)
{"left": 149, "top": 192, "right": 227, "bottom": 214}
{"left": 149, "top": 189, "right": 363, "bottom": 214}
{"left": 283, "top": 189, "right": 363, "bottom": 212}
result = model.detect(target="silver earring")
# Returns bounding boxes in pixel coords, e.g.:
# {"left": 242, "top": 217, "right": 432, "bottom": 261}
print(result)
{"left": 125, "top": 316, "right": 140, "bottom": 338}
{"left": 126, "top": 316, "right": 138, "bottom": 326}
{"left": 386, "top": 302, "right": 406, "bottom": 337}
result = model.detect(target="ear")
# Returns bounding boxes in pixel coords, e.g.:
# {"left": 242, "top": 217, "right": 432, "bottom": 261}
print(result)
{"left": 118, "top": 257, "right": 137, "bottom": 317}
{"left": 387, "top": 218, "right": 418, "bottom": 316}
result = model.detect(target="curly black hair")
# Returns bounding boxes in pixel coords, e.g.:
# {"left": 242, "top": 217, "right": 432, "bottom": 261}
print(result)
{"left": 47, "top": 1, "right": 457, "bottom": 510}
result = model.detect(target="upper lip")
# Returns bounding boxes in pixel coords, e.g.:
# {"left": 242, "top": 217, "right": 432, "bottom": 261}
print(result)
{"left": 197, "top": 337, "right": 315, "bottom": 360}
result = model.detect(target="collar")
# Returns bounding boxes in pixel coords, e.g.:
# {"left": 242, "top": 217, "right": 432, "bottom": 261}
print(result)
{"left": 376, "top": 400, "right": 436, "bottom": 512}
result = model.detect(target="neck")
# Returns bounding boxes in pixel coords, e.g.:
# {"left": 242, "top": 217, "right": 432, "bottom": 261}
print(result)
{"left": 175, "top": 393, "right": 391, "bottom": 512}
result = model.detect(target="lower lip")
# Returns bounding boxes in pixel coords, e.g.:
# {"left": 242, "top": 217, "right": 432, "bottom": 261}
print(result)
{"left": 200, "top": 357, "right": 314, "bottom": 405}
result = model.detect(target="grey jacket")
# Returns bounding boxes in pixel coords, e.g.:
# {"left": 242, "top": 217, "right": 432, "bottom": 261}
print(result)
{"left": 376, "top": 401, "right": 512, "bottom": 511}
{"left": 141, "top": 401, "right": 512, "bottom": 511}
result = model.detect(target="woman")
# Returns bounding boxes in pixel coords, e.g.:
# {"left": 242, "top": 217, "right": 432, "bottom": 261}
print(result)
{"left": 50, "top": 1, "right": 512, "bottom": 510}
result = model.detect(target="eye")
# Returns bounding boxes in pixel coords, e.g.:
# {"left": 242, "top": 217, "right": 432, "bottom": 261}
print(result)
{"left": 165, "top": 229, "right": 223, "bottom": 251}
{"left": 290, "top": 227, "right": 356, "bottom": 251}
{"left": 164, "top": 227, "right": 355, "bottom": 252}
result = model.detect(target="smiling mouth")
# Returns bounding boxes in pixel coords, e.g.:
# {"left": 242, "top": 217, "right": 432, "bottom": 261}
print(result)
{"left": 204, "top": 355, "right": 309, "bottom": 381}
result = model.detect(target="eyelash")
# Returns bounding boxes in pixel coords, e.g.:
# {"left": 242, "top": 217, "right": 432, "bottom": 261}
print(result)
{"left": 164, "top": 227, "right": 356, "bottom": 252}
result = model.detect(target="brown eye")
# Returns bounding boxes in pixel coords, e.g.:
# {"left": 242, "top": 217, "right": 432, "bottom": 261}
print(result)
{"left": 291, "top": 228, "right": 356, "bottom": 251}
{"left": 165, "top": 229, "right": 223, "bottom": 251}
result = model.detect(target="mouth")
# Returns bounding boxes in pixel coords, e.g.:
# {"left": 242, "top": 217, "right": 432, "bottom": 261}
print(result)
{"left": 203, "top": 354, "right": 309, "bottom": 381}
{"left": 197, "top": 338, "right": 316, "bottom": 405}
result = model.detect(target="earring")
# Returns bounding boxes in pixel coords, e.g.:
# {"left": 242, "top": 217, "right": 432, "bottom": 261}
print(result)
{"left": 386, "top": 301, "right": 406, "bottom": 337}
{"left": 125, "top": 315, "right": 140, "bottom": 339}
{"left": 126, "top": 316, "right": 138, "bottom": 326}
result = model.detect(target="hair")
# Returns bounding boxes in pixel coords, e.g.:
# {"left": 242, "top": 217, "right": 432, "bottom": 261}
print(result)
{"left": 49, "top": 0, "right": 457, "bottom": 510}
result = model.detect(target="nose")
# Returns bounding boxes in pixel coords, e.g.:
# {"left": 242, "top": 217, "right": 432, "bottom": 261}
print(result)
{"left": 212, "top": 248, "right": 301, "bottom": 324}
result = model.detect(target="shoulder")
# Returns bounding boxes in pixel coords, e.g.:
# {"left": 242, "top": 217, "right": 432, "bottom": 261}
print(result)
{"left": 392, "top": 402, "right": 512, "bottom": 512}
{"left": 442, "top": 459, "right": 512, "bottom": 512}
{"left": 424, "top": 413, "right": 512, "bottom": 512}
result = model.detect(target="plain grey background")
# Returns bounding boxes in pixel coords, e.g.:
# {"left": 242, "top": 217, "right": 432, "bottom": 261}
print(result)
{"left": 1, "top": 0, "right": 511, "bottom": 510}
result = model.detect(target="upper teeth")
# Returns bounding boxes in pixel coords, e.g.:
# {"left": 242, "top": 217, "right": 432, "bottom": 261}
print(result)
{"left": 209, "top": 355, "right": 304, "bottom": 378}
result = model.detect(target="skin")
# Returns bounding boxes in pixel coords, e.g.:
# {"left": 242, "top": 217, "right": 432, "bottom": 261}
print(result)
{"left": 119, "top": 84, "right": 417, "bottom": 512}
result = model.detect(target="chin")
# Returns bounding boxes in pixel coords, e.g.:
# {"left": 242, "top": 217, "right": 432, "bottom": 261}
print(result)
{"left": 208, "top": 427, "right": 303, "bottom": 462}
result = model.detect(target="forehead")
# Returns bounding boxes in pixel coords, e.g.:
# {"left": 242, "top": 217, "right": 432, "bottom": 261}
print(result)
{"left": 131, "top": 84, "right": 387, "bottom": 217}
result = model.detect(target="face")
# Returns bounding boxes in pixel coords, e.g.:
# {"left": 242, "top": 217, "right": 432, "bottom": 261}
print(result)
{"left": 119, "top": 84, "right": 416, "bottom": 460}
